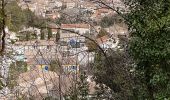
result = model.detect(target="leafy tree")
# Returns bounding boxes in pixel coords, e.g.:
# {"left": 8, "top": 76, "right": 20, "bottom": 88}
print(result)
{"left": 7, "top": 61, "right": 27, "bottom": 90}
{"left": 125, "top": 0, "right": 170, "bottom": 99}
{"left": 96, "top": 28, "right": 108, "bottom": 38}
{"left": 26, "top": 32, "right": 31, "bottom": 41}
{"left": 50, "top": 60, "right": 60, "bottom": 72}
{"left": 91, "top": 37, "right": 134, "bottom": 99}
{"left": 86, "top": 40, "right": 98, "bottom": 52}
{"left": 100, "top": 14, "right": 124, "bottom": 28}
{"left": 5, "top": 1, "right": 26, "bottom": 32}
{"left": 65, "top": 72, "right": 89, "bottom": 100}
{"left": 77, "top": 72, "right": 89, "bottom": 100}
{"left": 22, "top": 9, "right": 35, "bottom": 27}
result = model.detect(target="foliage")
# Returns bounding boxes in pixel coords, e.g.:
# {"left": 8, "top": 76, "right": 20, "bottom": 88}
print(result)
{"left": 93, "top": 84, "right": 114, "bottom": 99}
{"left": 25, "top": 32, "right": 31, "bottom": 41}
{"left": 0, "top": 9, "right": 3, "bottom": 32}
{"left": 7, "top": 61, "right": 27, "bottom": 89}
{"left": 5, "top": 1, "right": 26, "bottom": 32}
{"left": 77, "top": 72, "right": 89, "bottom": 100}
{"left": 5, "top": 1, "right": 47, "bottom": 32}
{"left": 56, "top": 14, "right": 70, "bottom": 25}
{"left": 91, "top": 37, "right": 134, "bottom": 99}
{"left": 55, "top": 30, "right": 60, "bottom": 42}
{"left": 100, "top": 14, "right": 123, "bottom": 28}
{"left": 50, "top": 60, "right": 60, "bottom": 72}
{"left": 125, "top": 0, "right": 170, "bottom": 99}
{"left": 96, "top": 28, "right": 108, "bottom": 38}
{"left": 65, "top": 72, "right": 89, "bottom": 100}
{"left": 86, "top": 40, "right": 98, "bottom": 52}
{"left": 47, "top": 28, "right": 52, "bottom": 40}
{"left": 40, "top": 29, "right": 45, "bottom": 40}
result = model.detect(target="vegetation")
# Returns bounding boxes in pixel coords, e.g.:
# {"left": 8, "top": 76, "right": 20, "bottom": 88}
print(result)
{"left": 7, "top": 61, "right": 27, "bottom": 89}
{"left": 47, "top": 28, "right": 52, "bottom": 40}
{"left": 91, "top": 37, "right": 134, "bottom": 99}
{"left": 96, "top": 28, "right": 109, "bottom": 38}
{"left": 100, "top": 14, "right": 123, "bottom": 28}
{"left": 5, "top": 1, "right": 47, "bottom": 32}
{"left": 125, "top": 0, "right": 170, "bottom": 99}
{"left": 40, "top": 28, "right": 45, "bottom": 40}
{"left": 50, "top": 60, "right": 60, "bottom": 72}
{"left": 55, "top": 30, "right": 60, "bottom": 42}
{"left": 65, "top": 72, "right": 89, "bottom": 100}
{"left": 1, "top": 0, "right": 170, "bottom": 99}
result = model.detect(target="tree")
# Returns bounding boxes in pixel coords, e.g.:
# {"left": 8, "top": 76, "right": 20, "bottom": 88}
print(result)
{"left": 50, "top": 60, "right": 60, "bottom": 72}
{"left": 40, "top": 29, "right": 45, "bottom": 40}
{"left": 92, "top": 40, "right": 134, "bottom": 99}
{"left": 26, "top": 32, "right": 31, "bottom": 41}
{"left": 96, "top": 28, "right": 108, "bottom": 38}
{"left": 47, "top": 28, "right": 52, "bottom": 40}
{"left": 125, "top": 0, "right": 170, "bottom": 99}
{"left": 55, "top": 30, "right": 60, "bottom": 42}
{"left": 7, "top": 61, "right": 27, "bottom": 90}
{"left": 86, "top": 40, "right": 98, "bottom": 52}
{"left": 0, "top": 0, "right": 6, "bottom": 54}
{"left": 6, "top": 1, "right": 27, "bottom": 32}
{"left": 77, "top": 72, "right": 89, "bottom": 100}
{"left": 100, "top": 14, "right": 124, "bottom": 28}
{"left": 65, "top": 72, "right": 89, "bottom": 100}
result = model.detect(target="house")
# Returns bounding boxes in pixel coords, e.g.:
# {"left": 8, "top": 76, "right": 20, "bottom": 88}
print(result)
{"left": 61, "top": 56, "right": 79, "bottom": 74}
{"left": 78, "top": 1, "right": 96, "bottom": 12}
{"left": 17, "top": 69, "right": 96, "bottom": 99}
{"left": 62, "top": 0, "right": 77, "bottom": 9}
{"left": 59, "top": 24, "right": 90, "bottom": 49}
{"left": 91, "top": 8, "right": 115, "bottom": 21}
{"left": 13, "top": 40, "right": 59, "bottom": 70}
{"left": 17, "top": 69, "right": 74, "bottom": 99}
{"left": 18, "top": 27, "right": 41, "bottom": 40}
{"left": 48, "top": 23, "right": 59, "bottom": 36}
{"left": 105, "top": 24, "right": 128, "bottom": 38}
{"left": 96, "top": 35, "right": 119, "bottom": 50}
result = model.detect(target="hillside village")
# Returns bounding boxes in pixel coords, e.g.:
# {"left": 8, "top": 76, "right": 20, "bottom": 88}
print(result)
{"left": 1, "top": 0, "right": 128, "bottom": 99}
{"left": 1, "top": 0, "right": 170, "bottom": 99}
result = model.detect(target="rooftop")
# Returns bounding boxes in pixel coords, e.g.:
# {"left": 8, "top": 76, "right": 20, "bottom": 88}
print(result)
{"left": 61, "top": 24, "right": 90, "bottom": 29}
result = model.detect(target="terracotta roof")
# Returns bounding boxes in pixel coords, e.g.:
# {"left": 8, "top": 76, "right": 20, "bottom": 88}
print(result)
{"left": 61, "top": 24, "right": 90, "bottom": 29}
{"left": 18, "top": 69, "right": 74, "bottom": 96}
{"left": 61, "top": 56, "right": 77, "bottom": 65}
{"left": 80, "top": 1, "right": 96, "bottom": 8}
{"left": 15, "top": 40, "right": 56, "bottom": 46}
{"left": 18, "top": 69, "right": 58, "bottom": 84}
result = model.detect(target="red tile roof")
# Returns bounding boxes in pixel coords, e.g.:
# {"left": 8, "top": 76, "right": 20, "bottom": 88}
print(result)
{"left": 61, "top": 24, "right": 90, "bottom": 29}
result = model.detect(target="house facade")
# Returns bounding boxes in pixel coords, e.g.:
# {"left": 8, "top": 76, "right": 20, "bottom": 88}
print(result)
{"left": 59, "top": 24, "right": 90, "bottom": 49}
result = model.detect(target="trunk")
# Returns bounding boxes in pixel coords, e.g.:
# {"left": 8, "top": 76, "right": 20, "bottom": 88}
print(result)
{"left": 0, "top": 0, "right": 6, "bottom": 54}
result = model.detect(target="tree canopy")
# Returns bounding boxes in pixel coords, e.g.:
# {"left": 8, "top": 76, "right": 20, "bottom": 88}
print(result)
{"left": 126, "top": 0, "right": 170, "bottom": 99}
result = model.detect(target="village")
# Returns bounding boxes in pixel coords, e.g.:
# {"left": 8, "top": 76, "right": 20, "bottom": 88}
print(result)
{"left": 0, "top": 0, "right": 128, "bottom": 99}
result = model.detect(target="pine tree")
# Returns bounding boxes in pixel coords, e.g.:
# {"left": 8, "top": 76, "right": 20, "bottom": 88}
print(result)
{"left": 55, "top": 30, "right": 60, "bottom": 42}
{"left": 47, "top": 28, "right": 52, "bottom": 40}
{"left": 40, "top": 29, "right": 45, "bottom": 40}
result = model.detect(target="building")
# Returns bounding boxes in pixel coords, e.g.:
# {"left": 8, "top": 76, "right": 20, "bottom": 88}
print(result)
{"left": 96, "top": 35, "right": 119, "bottom": 50}
{"left": 59, "top": 24, "right": 90, "bottom": 49}
{"left": 91, "top": 8, "right": 115, "bottom": 21}
{"left": 13, "top": 40, "right": 59, "bottom": 70}
{"left": 17, "top": 69, "right": 74, "bottom": 99}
